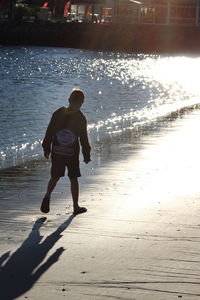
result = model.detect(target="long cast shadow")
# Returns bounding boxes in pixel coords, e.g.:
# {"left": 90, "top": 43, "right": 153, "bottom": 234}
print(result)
{"left": 0, "top": 215, "right": 74, "bottom": 300}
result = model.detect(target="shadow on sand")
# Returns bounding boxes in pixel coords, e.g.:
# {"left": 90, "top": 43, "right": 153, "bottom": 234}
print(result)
{"left": 0, "top": 215, "right": 74, "bottom": 300}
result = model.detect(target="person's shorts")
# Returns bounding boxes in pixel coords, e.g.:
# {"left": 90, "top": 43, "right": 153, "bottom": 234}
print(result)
{"left": 51, "top": 154, "right": 81, "bottom": 178}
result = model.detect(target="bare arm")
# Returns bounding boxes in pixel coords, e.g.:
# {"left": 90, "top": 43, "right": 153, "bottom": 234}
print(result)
{"left": 79, "top": 120, "right": 91, "bottom": 163}
{"left": 42, "top": 112, "right": 57, "bottom": 158}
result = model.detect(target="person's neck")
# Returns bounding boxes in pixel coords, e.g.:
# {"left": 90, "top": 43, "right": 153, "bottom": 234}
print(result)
{"left": 68, "top": 106, "right": 80, "bottom": 112}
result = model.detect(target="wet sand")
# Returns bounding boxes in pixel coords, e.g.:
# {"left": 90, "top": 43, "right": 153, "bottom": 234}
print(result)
{"left": 1, "top": 110, "right": 200, "bottom": 299}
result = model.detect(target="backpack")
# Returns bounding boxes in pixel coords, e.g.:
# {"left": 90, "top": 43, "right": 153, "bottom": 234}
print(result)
{"left": 53, "top": 128, "right": 77, "bottom": 156}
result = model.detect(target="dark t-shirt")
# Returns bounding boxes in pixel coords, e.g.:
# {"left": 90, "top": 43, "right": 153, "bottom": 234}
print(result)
{"left": 42, "top": 107, "right": 91, "bottom": 161}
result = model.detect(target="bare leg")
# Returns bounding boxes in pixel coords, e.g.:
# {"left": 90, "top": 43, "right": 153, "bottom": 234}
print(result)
{"left": 70, "top": 177, "right": 87, "bottom": 215}
{"left": 41, "top": 177, "right": 60, "bottom": 213}
{"left": 45, "top": 177, "right": 60, "bottom": 199}
{"left": 70, "top": 177, "right": 79, "bottom": 210}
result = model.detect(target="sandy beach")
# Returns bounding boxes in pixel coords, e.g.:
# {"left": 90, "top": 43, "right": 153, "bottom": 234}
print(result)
{"left": 1, "top": 110, "right": 200, "bottom": 299}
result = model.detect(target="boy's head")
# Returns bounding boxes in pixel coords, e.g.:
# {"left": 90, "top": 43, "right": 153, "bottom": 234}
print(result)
{"left": 69, "top": 88, "right": 84, "bottom": 110}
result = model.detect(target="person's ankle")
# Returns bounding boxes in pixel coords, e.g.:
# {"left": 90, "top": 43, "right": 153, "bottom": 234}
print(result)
{"left": 73, "top": 205, "right": 80, "bottom": 210}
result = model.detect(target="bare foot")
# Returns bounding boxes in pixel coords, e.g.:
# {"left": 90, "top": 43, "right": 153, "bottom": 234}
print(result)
{"left": 40, "top": 197, "right": 50, "bottom": 213}
{"left": 73, "top": 207, "right": 87, "bottom": 216}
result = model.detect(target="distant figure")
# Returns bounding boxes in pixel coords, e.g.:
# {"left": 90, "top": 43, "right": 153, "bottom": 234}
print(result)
{"left": 41, "top": 88, "right": 91, "bottom": 215}
{"left": 92, "top": 15, "right": 98, "bottom": 23}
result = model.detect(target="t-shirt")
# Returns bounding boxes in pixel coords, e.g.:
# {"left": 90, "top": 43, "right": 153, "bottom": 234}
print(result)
{"left": 42, "top": 106, "right": 91, "bottom": 161}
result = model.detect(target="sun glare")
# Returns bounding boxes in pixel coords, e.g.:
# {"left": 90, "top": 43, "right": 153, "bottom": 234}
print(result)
{"left": 150, "top": 57, "right": 200, "bottom": 95}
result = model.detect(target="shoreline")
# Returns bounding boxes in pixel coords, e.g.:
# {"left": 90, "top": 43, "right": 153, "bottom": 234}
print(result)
{"left": 1, "top": 110, "right": 200, "bottom": 298}
{"left": 1, "top": 21, "right": 200, "bottom": 53}
{"left": 1, "top": 100, "right": 200, "bottom": 172}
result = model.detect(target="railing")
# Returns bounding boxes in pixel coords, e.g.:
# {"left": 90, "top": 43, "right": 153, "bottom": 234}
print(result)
{"left": 114, "top": 3, "right": 200, "bottom": 26}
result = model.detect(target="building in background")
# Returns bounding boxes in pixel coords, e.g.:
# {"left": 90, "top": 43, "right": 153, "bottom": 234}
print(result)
{"left": 1, "top": 0, "right": 200, "bottom": 26}
{"left": 69, "top": 0, "right": 113, "bottom": 23}
{"left": 69, "top": 0, "right": 200, "bottom": 25}
{"left": 114, "top": 0, "right": 200, "bottom": 25}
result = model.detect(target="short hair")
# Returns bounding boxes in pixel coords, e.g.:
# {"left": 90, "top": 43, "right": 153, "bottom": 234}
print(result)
{"left": 69, "top": 88, "right": 84, "bottom": 104}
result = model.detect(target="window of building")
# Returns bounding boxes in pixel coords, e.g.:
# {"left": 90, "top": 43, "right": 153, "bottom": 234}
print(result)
{"left": 154, "top": 6, "right": 168, "bottom": 24}
{"left": 170, "top": 5, "right": 196, "bottom": 24}
{"left": 116, "top": 4, "right": 139, "bottom": 24}
{"left": 140, "top": 6, "right": 155, "bottom": 23}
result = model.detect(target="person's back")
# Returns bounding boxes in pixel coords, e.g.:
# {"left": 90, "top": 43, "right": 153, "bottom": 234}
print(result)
{"left": 41, "top": 88, "right": 91, "bottom": 215}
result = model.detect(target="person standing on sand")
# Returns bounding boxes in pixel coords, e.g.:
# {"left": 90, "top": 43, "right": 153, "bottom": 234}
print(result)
{"left": 40, "top": 88, "right": 91, "bottom": 215}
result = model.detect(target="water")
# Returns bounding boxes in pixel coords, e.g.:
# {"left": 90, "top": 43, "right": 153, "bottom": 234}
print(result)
{"left": 1, "top": 46, "right": 200, "bottom": 169}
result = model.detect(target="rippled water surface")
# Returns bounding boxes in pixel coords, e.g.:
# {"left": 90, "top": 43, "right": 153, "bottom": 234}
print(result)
{"left": 1, "top": 46, "right": 200, "bottom": 169}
